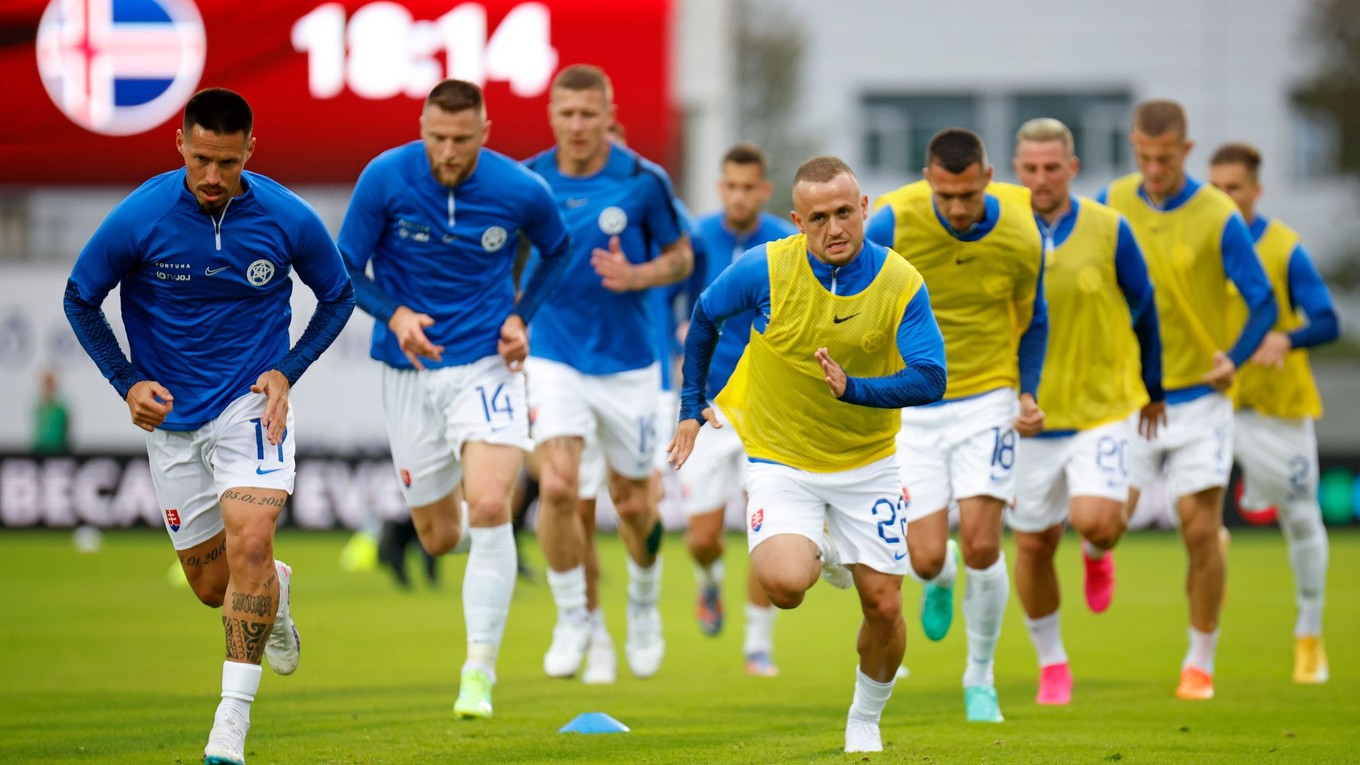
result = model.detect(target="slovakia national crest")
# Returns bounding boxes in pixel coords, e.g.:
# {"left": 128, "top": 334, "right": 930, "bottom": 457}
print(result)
{"left": 750, "top": 507, "right": 764, "bottom": 533}
{"left": 35, "top": 0, "right": 207, "bottom": 136}
{"left": 400, "top": 469, "right": 412, "bottom": 489}
{"left": 165, "top": 508, "right": 181, "bottom": 532}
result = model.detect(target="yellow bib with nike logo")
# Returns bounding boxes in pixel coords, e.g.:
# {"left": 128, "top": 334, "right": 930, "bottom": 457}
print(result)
{"left": 872, "top": 181, "right": 1043, "bottom": 399}
{"left": 1039, "top": 198, "right": 1147, "bottom": 431}
{"left": 1105, "top": 174, "right": 1238, "bottom": 390}
{"left": 1227, "top": 218, "right": 1322, "bottom": 418}
{"left": 715, "top": 234, "right": 922, "bottom": 472}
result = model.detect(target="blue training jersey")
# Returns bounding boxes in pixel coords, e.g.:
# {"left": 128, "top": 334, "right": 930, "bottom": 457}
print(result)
{"left": 66, "top": 168, "right": 355, "bottom": 430}
{"left": 523, "top": 143, "right": 685, "bottom": 375}
{"left": 648, "top": 200, "right": 704, "bottom": 392}
{"left": 692, "top": 211, "right": 798, "bottom": 399}
{"left": 339, "top": 143, "right": 570, "bottom": 369}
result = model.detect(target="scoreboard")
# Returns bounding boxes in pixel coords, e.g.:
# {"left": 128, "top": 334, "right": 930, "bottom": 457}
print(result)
{"left": 0, "top": 0, "right": 676, "bottom": 184}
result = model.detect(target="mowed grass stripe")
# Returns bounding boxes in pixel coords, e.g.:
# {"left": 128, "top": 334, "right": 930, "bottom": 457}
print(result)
{"left": 0, "top": 528, "right": 1354, "bottom": 763}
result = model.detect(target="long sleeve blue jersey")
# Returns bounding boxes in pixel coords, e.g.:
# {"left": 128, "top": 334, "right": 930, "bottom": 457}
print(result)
{"left": 65, "top": 168, "right": 355, "bottom": 430}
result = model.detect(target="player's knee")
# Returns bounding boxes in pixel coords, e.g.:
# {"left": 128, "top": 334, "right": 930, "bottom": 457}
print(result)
{"left": 611, "top": 486, "right": 650, "bottom": 522}
{"left": 909, "top": 550, "right": 945, "bottom": 581}
{"left": 960, "top": 537, "right": 1000, "bottom": 569}
{"left": 537, "top": 468, "right": 579, "bottom": 508}
{"left": 764, "top": 584, "right": 806, "bottom": 610}
{"left": 1179, "top": 517, "right": 1220, "bottom": 552}
{"left": 1013, "top": 531, "right": 1055, "bottom": 560}
{"left": 1281, "top": 503, "right": 1324, "bottom": 543}
{"left": 188, "top": 576, "right": 226, "bottom": 608}
{"left": 686, "top": 528, "right": 721, "bottom": 559}
{"left": 1085, "top": 516, "right": 1127, "bottom": 550}
{"left": 226, "top": 528, "right": 274, "bottom": 574}
{"left": 465, "top": 492, "right": 507, "bottom": 527}
{"left": 860, "top": 591, "right": 903, "bottom": 626}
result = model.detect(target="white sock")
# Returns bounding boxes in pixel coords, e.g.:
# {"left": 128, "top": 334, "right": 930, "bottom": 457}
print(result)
{"left": 218, "top": 661, "right": 262, "bottom": 720}
{"left": 1025, "top": 611, "right": 1068, "bottom": 668}
{"left": 452, "top": 500, "right": 472, "bottom": 554}
{"left": 912, "top": 540, "right": 957, "bottom": 587}
{"left": 743, "top": 603, "right": 777, "bottom": 656}
{"left": 962, "top": 552, "right": 1009, "bottom": 687}
{"left": 848, "top": 667, "right": 895, "bottom": 723}
{"left": 1183, "top": 627, "right": 1220, "bottom": 674}
{"left": 547, "top": 564, "right": 588, "bottom": 619}
{"left": 462, "top": 524, "right": 516, "bottom": 681}
{"left": 694, "top": 558, "right": 726, "bottom": 589}
{"left": 589, "top": 607, "right": 610, "bottom": 641}
{"left": 1081, "top": 538, "right": 1106, "bottom": 561}
{"left": 1282, "top": 502, "right": 1328, "bottom": 638}
{"left": 627, "top": 555, "right": 662, "bottom": 607}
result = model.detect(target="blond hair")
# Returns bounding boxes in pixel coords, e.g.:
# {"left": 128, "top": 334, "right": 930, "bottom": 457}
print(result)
{"left": 1015, "top": 117, "right": 1074, "bottom": 156}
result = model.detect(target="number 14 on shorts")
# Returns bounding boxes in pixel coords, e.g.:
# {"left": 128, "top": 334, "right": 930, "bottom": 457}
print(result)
{"left": 477, "top": 384, "right": 515, "bottom": 428}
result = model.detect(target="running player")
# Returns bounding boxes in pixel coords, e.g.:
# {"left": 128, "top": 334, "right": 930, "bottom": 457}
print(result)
{"left": 63, "top": 88, "right": 355, "bottom": 764}
{"left": 523, "top": 64, "right": 693, "bottom": 680}
{"left": 1099, "top": 99, "right": 1277, "bottom": 700}
{"left": 1209, "top": 142, "right": 1338, "bottom": 683}
{"left": 868, "top": 128, "right": 1047, "bottom": 723}
{"left": 338, "top": 80, "right": 571, "bottom": 717}
{"left": 1009, "top": 118, "right": 1164, "bottom": 705}
{"left": 669, "top": 155, "right": 946, "bottom": 753}
{"left": 681, "top": 142, "right": 796, "bottom": 676}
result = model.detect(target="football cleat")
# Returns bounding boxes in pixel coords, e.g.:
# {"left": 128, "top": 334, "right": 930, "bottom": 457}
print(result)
{"left": 1175, "top": 667, "right": 1214, "bottom": 700}
{"left": 453, "top": 668, "right": 493, "bottom": 720}
{"left": 1036, "top": 662, "right": 1072, "bottom": 705}
{"left": 263, "top": 561, "right": 299, "bottom": 675}
{"left": 964, "top": 685, "right": 1005, "bottom": 722}
{"left": 921, "top": 539, "right": 959, "bottom": 641}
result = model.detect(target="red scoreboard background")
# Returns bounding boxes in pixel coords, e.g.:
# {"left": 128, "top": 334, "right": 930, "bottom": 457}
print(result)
{"left": 0, "top": 0, "right": 676, "bottom": 185}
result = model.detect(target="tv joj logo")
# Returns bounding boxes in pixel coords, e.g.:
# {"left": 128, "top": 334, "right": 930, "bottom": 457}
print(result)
{"left": 35, "top": 0, "right": 207, "bottom": 136}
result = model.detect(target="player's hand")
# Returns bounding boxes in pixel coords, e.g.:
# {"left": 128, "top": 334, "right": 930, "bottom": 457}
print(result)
{"left": 591, "top": 236, "right": 641, "bottom": 292}
{"left": 251, "top": 370, "right": 291, "bottom": 446}
{"left": 666, "top": 409, "right": 719, "bottom": 470}
{"left": 1202, "top": 350, "right": 1236, "bottom": 391}
{"left": 388, "top": 306, "right": 444, "bottom": 370}
{"left": 498, "top": 314, "right": 529, "bottom": 371}
{"left": 1013, "top": 393, "right": 1045, "bottom": 437}
{"left": 815, "top": 348, "right": 847, "bottom": 398}
{"left": 125, "top": 380, "right": 173, "bottom": 432}
{"left": 1250, "top": 331, "right": 1291, "bottom": 370}
{"left": 1138, "top": 399, "right": 1167, "bottom": 440}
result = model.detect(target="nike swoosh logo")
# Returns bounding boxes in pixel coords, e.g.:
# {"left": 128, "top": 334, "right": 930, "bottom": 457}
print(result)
{"left": 566, "top": 197, "right": 589, "bottom": 208}
{"left": 256, "top": 466, "right": 284, "bottom": 475}
{"left": 955, "top": 256, "right": 978, "bottom": 265}
{"left": 833, "top": 313, "right": 860, "bottom": 324}
{"left": 205, "top": 266, "right": 229, "bottom": 276}
{"left": 894, "top": 551, "right": 907, "bottom": 561}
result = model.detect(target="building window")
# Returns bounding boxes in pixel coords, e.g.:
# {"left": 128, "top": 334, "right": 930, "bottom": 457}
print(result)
{"left": 862, "top": 95, "right": 978, "bottom": 179}
{"left": 1290, "top": 104, "right": 1339, "bottom": 180}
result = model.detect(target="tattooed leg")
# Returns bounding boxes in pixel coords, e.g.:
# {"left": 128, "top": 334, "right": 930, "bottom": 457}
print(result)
{"left": 178, "top": 533, "right": 230, "bottom": 607}
{"left": 219, "top": 486, "right": 288, "bottom": 665}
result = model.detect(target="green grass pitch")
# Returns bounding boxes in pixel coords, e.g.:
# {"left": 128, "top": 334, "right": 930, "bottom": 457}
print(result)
{"left": 0, "top": 528, "right": 1355, "bottom": 763}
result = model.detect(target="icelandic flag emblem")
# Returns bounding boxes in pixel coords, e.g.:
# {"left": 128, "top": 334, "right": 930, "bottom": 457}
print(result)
{"left": 165, "top": 508, "right": 181, "bottom": 532}
{"left": 35, "top": 0, "right": 207, "bottom": 136}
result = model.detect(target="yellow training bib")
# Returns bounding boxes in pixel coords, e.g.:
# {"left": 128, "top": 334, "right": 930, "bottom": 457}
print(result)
{"left": 1228, "top": 217, "right": 1322, "bottom": 418}
{"left": 1038, "top": 198, "right": 1147, "bottom": 431}
{"left": 1105, "top": 174, "right": 1239, "bottom": 391}
{"left": 872, "top": 181, "right": 1043, "bottom": 399}
{"left": 716, "top": 235, "right": 921, "bottom": 472}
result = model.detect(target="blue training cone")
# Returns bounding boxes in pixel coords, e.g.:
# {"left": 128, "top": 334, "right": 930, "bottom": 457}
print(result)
{"left": 559, "top": 712, "right": 630, "bottom": 734}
